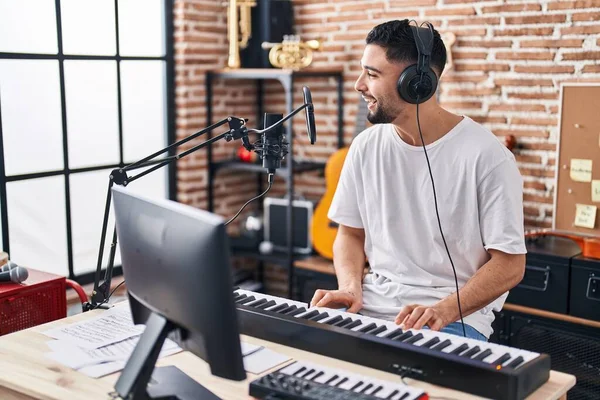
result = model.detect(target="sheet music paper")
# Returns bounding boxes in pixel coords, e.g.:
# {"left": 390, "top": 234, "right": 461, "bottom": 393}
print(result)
{"left": 43, "top": 304, "right": 144, "bottom": 349}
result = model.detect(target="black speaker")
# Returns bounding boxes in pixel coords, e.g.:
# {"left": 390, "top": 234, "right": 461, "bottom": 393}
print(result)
{"left": 241, "top": 0, "right": 295, "bottom": 68}
{"left": 504, "top": 311, "right": 600, "bottom": 400}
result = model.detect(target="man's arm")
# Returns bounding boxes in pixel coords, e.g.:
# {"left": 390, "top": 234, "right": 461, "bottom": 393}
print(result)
{"left": 310, "top": 224, "right": 366, "bottom": 313}
{"left": 398, "top": 249, "right": 525, "bottom": 330}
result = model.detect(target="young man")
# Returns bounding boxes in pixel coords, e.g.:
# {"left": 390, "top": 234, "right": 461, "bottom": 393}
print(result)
{"left": 310, "top": 20, "right": 526, "bottom": 341}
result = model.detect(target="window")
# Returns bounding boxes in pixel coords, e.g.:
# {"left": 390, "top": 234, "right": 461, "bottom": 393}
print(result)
{"left": 0, "top": 0, "right": 175, "bottom": 284}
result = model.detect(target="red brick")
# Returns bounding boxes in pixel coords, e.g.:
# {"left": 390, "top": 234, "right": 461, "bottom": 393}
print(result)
{"left": 439, "top": 101, "right": 483, "bottom": 109}
{"left": 327, "top": 14, "right": 370, "bottom": 23}
{"left": 572, "top": 12, "right": 600, "bottom": 21}
{"left": 454, "top": 63, "right": 510, "bottom": 72}
{"left": 520, "top": 39, "right": 583, "bottom": 48}
{"left": 514, "top": 65, "right": 575, "bottom": 74}
{"left": 548, "top": 0, "right": 600, "bottom": 9}
{"left": 445, "top": 87, "right": 501, "bottom": 96}
{"left": 452, "top": 51, "right": 489, "bottom": 60}
{"left": 524, "top": 193, "right": 556, "bottom": 203}
{"left": 496, "top": 51, "right": 555, "bottom": 61}
{"left": 482, "top": 3, "right": 542, "bottom": 12}
{"left": 441, "top": 74, "right": 488, "bottom": 83}
{"left": 524, "top": 181, "right": 548, "bottom": 191}
{"left": 507, "top": 92, "right": 559, "bottom": 100}
{"left": 519, "top": 142, "right": 557, "bottom": 151}
{"left": 495, "top": 27, "right": 554, "bottom": 36}
{"left": 583, "top": 64, "right": 600, "bottom": 73}
{"left": 447, "top": 17, "right": 501, "bottom": 26}
{"left": 297, "top": 4, "right": 336, "bottom": 15}
{"left": 456, "top": 40, "right": 512, "bottom": 48}
{"left": 562, "top": 51, "right": 600, "bottom": 61}
{"left": 494, "top": 78, "right": 554, "bottom": 87}
{"left": 425, "top": 7, "right": 476, "bottom": 16}
{"left": 488, "top": 104, "right": 547, "bottom": 112}
{"left": 505, "top": 14, "right": 566, "bottom": 24}
{"left": 512, "top": 117, "right": 559, "bottom": 126}
{"left": 472, "top": 116, "right": 507, "bottom": 124}
{"left": 561, "top": 25, "right": 600, "bottom": 35}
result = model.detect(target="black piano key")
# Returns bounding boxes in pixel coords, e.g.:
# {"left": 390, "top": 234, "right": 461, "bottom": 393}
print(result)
{"left": 384, "top": 328, "right": 404, "bottom": 339}
{"left": 324, "top": 315, "right": 343, "bottom": 325}
{"left": 386, "top": 389, "right": 399, "bottom": 399}
{"left": 473, "top": 348, "right": 493, "bottom": 361}
{"left": 278, "top": 305, "right": 297, "bottom": 314}
{"left": 350, "top": 381, "right": 364, "bottom": 391}
{"left": 371, "top": 385, "right": 383, "bottom": 395}
{"left": 299, "top": 368, "right": 315, "bottom": 378}
{"left": 268, "top": 303, "right": 289, "bottom": 313}
{"left": 404, "top": 333, "right": 424, "bottom": 344}
{"left": 237, "top": 296, "right": 255, "bottom": 305}
{"left": 431, "top": 339, "right": 452, "bottom": 351}
{"left": 335, "top": 377, "right": 348, "bottom": 387}
{"left": 450, "top": 343, "right": 469, "bottom": 355}
{"left": 255, "top": 300, "right": 276, "bottom": 310}
{"left": 246, "top": 298, "right": 267, "bottom": 308}
{"left": 369, "top": 325, "right": 387, "bottom": 335}
{"left": 299, "top": 310, "right": 320, "bottom": 320}
{"left": 358, "top": 323, "right": 377, "bottom": 333}
{"left": 233, "top": 286, "right": 240, "bottom": 291}
{"left": 360, "top": 383, "right": 373, "bottom": 393}
{"left": 398, "top": 392, "right": 410, "bottom": 400}
{"left": 394, "top": 331, "right": 413, "bottom": 341}
{"left": 325, "top": 374, "right": 339, "bottom": 385}
{"left": 309, "top": 312, "right": 329, "bottom": 322}
{"left": 422, "top": 337, "right": 441, "bottom": 348}
{"left": 462, "top": 346, "right": 481, "bottom": 358}
{"left": 491, "top": 352, "right": 512, "bottom": 366}
{"left": 287, "top": 307, "right": 306, "bottom": 317}
{"left": 293, "top": 366, "right": 307, "bottom": 376}
{"left": 233, "top": 293, "right": 245, "bottom": 301}
{"left": 310, "top": 371, "right": 324, "bottom": 381}
{"left": 506, "top": 356, "right": 525, "bottom": 369}
{"left": 344, "top": 320, "right": 362, "bottom": 329}
{"left": 334, "top": 317, "right": 353, "bottom": 328}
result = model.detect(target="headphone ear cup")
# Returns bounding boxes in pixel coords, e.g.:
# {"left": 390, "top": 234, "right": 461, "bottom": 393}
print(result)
{"left": 397, "top": 65, "right": 438, "bottom": 104}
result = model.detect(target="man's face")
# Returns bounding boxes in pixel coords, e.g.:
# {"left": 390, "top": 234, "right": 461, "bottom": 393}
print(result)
{"left": 354, "top": 44, "right": 407, "bottom": 124}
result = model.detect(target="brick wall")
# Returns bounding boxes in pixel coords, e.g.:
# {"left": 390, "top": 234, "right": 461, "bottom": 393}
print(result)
{"left": 174, "top": 0, "right": 600, "bottom": 293}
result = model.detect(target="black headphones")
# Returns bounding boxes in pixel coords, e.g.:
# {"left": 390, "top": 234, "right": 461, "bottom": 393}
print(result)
{"left": 397, "top": 21, "right": 438, "bottom": 104}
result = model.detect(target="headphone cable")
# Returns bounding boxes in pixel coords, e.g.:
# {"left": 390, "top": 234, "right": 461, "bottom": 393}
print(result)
{"left": 413, "top": 20, "right": 467, "bottom": 338}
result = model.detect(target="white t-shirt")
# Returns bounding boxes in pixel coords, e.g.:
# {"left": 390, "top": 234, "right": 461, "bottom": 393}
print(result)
{"left": 327, "top": 116, "right": 527, "bottom": 338}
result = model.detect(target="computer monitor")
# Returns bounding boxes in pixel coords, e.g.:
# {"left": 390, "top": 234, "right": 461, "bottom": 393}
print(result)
{"left": 111, "top": 186, "right": 246, "bottom": 400}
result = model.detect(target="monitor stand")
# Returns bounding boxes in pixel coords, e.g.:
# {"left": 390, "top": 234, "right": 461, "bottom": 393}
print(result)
{"left": 113, "top": 312, "right": 221, "bottom": 400}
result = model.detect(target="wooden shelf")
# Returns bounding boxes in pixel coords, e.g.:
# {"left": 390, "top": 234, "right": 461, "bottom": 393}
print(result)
{"left": 294, "top": 256, "right": 335, "bottom": 275}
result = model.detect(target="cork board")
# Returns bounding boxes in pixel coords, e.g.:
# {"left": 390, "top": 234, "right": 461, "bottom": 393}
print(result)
{"left": 553, "top": 83, "right": 600, "bottom": 236}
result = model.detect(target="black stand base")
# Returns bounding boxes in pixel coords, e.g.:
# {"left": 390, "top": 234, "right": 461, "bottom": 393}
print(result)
{"left": 145, "top": 366, "right": 221, "bottom": 400}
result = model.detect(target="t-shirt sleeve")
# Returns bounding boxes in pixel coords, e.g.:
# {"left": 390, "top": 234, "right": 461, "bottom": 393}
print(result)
{"left": 478, "top": 158, "right": 527, "bottom": 254}
{"left": 327, "top": 143, "right": 364, "bottom": 229}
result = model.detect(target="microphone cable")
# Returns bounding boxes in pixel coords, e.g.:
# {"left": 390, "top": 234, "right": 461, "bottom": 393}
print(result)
{"left": 225, "top": 173, "right": 274, "bottom": 226}
{"left": 414, "top": 22, "right": 466, "bottom": 338}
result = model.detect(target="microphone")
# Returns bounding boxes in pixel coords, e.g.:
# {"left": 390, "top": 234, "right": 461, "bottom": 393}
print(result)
{"left": 1, "top": 260, "right": 18, "bottom": 272}
{"left": 0, "top": 265, "right": 28, "bottom": 284}
{"left": 303, "top": 86, "right": 316, "bottom": 144}
{"left": 260, "top": 113, "right": 288, "bottom": 174}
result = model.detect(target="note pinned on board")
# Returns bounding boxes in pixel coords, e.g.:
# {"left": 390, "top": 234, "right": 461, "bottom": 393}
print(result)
{"left": 570, "top": 159, "right": 593, "bottom": 182}
{"left": 574, "top": 204, "right": 597, "bottom": 229}
{"left": 593, "top": 181, "right": 600, "bottom": 203}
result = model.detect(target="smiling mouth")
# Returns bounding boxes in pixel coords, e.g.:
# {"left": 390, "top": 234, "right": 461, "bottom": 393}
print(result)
{"left": 363, "top": 97, "right": 377, "bottom": 109}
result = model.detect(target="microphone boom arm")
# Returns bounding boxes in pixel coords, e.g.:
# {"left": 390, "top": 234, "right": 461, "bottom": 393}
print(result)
{"left": 85, "top": 116, "right": 249, "bottom": 311}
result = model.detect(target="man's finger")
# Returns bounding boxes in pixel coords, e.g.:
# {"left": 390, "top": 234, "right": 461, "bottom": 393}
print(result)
{"left": 404, "top": 307, "right": 426, "bottom": 329}
{"left": 315, "top": 292, "right": 334, "bottom": 308}
{"left": 395, "top": 305, "right": 414, "bottom": 325}
{"left": 413, "top": 308, "right": 434, "bottom": 330}
{"left": 429, "top": 318, "right": 444, "bottom": 331}
{"left": 310, "top": 289, "right": 326, "bottom": 307}
{"left": 347, "top": 300, "right": 362, "bottom": 314}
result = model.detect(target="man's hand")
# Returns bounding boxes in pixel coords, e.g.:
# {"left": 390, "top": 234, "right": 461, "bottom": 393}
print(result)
{"left": 395, "top": 303, "right": 455, "bottom": 331}
{"left": 310, "top": 287, "right": 363, "bottom": 313}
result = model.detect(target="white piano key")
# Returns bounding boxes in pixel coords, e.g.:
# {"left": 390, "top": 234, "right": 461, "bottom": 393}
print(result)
{"left": 279, "top": 362, "right": 303, "bottom": 375}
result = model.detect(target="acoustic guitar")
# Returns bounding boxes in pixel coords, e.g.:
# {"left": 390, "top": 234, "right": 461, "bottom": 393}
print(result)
{"left": 311, "top": 98, "right": 368, "bottom": 259}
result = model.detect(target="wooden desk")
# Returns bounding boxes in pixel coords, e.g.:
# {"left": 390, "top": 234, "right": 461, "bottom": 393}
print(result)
{"left": 0, "top": 309, "right": 576, "bottom": 400}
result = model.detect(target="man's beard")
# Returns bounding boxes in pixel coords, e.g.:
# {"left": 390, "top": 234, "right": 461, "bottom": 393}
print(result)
{"left": 366, "top": 100, "right": 395, "bottom": 124}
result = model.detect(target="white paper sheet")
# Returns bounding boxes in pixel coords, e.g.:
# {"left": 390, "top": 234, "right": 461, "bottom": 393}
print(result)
{"left": 242, "top": 347, "right": 292, "bottom": 374}
{"left": 43, "top": 304, "right": 144, "bottom": 349}
{"left": 241, "top": 341, "right": 263, "bottom": 357}
{"left": 46, "top": 335, "right": 181, "bottom": 370}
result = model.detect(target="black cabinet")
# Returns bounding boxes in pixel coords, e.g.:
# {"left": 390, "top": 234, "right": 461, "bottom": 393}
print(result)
{"left": 205, "top": 68, "right": 344, "bottom": 298}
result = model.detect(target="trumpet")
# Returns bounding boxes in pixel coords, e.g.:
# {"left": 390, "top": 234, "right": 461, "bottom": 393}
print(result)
{"left": 226, "top": 0, "right": 256, "bottom": 69}
{"left": 262, "top": 35, "right": 322, "bottom": 70}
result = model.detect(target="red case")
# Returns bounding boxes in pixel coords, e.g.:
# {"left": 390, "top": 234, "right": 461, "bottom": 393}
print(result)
{"left": 0, "top": 268, "right": 66, "bottom": 335}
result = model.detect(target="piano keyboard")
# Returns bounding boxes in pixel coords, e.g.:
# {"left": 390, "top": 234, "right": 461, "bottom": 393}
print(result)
{"left": 234, "top": 289, "right": 551, "bottom": 400}
{"left": 234, "top": 288, "right": 538, "bottom": 369}
{"left": 250, "top": 360, "right": 428, "bottom": 400}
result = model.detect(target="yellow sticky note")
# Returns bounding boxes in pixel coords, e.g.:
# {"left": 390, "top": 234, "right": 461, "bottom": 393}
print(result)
{"left": 574, "top": 204, "right": 597, "bottom": 229}
{"left": 593, "top": 180, "right": 600, "bottom": 203}
{"left": 570, "top": 159, "right": 593, "bottom": 182}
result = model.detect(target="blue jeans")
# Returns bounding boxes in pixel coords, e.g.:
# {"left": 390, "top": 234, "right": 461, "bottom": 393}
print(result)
{"left": 433, "top": 322, "right": 487, "bottom": 341}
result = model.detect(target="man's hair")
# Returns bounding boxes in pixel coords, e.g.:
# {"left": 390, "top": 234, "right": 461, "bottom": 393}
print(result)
{"left": 366, "top": 19, "right": 446, "bottom": 77}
